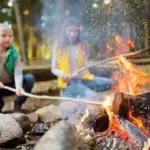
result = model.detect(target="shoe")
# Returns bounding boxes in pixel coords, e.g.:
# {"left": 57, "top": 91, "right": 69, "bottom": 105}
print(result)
{"left": 14, "top": 103, "right": 22, "bottom": 113}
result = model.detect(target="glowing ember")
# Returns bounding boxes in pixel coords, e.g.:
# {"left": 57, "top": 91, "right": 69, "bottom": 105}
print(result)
{"left": 129, "top": 111, "right": 149, "bottom": 136}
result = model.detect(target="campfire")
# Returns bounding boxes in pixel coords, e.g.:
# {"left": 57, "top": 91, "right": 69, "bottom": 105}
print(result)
{"left": 74, "top": 53, "right": 150, "bottom": 150}
{"left": 33, "top": 42, "right": 150, "bottom": 150}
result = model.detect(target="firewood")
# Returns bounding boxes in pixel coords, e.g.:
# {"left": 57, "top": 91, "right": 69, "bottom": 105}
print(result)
{"left": 118, "top": 117, "right": 148, "bottom": 149}
{"left": 112, "top": 93, "right": 129, "bottom": 119}
{"left": 112, "top": 92, "right": 150, "bottom": 118}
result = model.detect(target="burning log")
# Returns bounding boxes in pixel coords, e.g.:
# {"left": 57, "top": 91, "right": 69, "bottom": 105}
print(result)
{"left": 112, "top": 92, "right": 150, "bottom": 122}
{"left": 118, "top": 117, "right": 148, "bottom": 149}
{"left": 92, "top": 114, "right": 109, "bottom": 133}
{"left": 83, "top": 107, "right": 109, "bottom": 133}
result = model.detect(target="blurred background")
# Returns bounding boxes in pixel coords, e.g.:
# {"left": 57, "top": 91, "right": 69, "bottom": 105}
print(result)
{"left": 0, "top": 0, "right": 149, "bottom": 66}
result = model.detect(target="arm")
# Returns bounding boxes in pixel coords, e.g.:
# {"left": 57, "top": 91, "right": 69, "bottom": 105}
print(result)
{"left": 14, "top": 56, "right": 23, "bottom": 89}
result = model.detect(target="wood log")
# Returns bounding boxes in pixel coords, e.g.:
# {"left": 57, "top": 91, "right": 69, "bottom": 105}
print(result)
{"left": 112, "top": 92, "right": 150, "bottom": 118}
{"left": 92, "top": 114, "right": 109, "bottom": 133}
{"left": 118, "top": 117, "right": 148, "bottom": 149}
{"left": 83, "top": 106, "right": 109, "bottom": 133}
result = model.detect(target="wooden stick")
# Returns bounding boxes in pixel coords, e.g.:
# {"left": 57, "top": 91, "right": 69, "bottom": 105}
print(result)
{"left": 76, "top": 49, "right": 148, "bottom": 74}
{"left": 3, "top": 86, "right": 103, "bottom": 106}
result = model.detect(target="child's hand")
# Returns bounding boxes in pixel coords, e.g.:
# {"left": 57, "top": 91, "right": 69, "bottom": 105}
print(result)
{"left": 16, "top": 87, "right": 25, "bottom": 96}
{"left": 71, "top": 71, "right": 80, "bottom": 79}
{"left": 63, "top": 74, "right": 72, "bottom": 82}
{"left": 0, "top": 81, "right": 4, "bottom": 89}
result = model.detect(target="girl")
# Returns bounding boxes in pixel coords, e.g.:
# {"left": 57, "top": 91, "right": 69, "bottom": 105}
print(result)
{"left": 51, "top": 17, "right": 114, "bottom": 100}
{"left": 0, "top": 24, "right": 35, "bottom": 112}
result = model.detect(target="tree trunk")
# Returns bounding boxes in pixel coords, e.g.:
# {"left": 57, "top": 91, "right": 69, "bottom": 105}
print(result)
{"left": 14, "top": 0, "right": 28, "bottom": 65}
{"left": 144, "top": 19, "right": 149, "bottom": 50}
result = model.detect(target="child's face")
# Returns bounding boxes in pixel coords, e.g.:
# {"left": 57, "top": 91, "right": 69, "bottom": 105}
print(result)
{"left": 66, "top": 24, "right": 79, "bottom": 43}
{"left": 0, "top": 26, "right": 13, "bottom": 49}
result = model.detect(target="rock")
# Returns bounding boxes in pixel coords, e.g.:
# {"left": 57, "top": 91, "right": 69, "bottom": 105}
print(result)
{"left": 11, "top": 113, "right": 31, "bottom": 133}
{"left": 59, "top": 101, "right": 86, "bottom": 121}
{"left": 26, "top": 112, "right": 39, "bottom": 123}
{"left": 0, "top": 113, "right": 23, "bottom": 147}
{"left": 34, "top": 120, "right": 79, "bottom": 150}
{"left": 35, "top": 104, "right": 61, "bottom": 123}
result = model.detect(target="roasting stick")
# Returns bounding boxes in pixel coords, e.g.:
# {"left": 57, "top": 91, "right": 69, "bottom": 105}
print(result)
{"left": 76, "top": 48, "right": 148, "bottom": 74}
{"left": 3, "top": 85, "right": 103, "bottom": 106}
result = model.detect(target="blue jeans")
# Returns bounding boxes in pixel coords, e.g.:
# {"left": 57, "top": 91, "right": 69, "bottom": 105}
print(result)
{"left": 63, "top": 77, "right": 114, "bottom": 98}
{"left": 0, "top": 74, "right": 35, "bottom": 111}
{"left": 63, "top": 79, "right": 99, "bottom": 100}
{"left": 82, "top": 77, "right": 114, "bottom": 92}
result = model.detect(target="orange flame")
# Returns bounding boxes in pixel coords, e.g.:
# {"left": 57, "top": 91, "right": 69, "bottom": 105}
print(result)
{"left": 129, "top": 111, "right": 149, "bottom": 136}
{"left": 102, "top": 96, "right": 131, "bottom": 140}
{"left": 106, "top": 34, "right": 135, "bottom": 56}
{"left": 112, "top": 56, "right": 150, "bottom": 95}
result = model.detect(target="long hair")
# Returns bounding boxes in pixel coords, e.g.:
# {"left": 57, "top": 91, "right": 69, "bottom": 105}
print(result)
{"left": 58, "top": 17, "right": 80, "bottom": 49}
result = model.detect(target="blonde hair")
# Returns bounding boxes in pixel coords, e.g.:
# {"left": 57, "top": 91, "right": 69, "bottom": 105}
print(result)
{"left": 0, "top": 23, "right": 12, "bottom": 28}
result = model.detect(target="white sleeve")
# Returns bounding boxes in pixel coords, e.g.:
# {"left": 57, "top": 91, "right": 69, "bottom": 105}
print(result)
{"left": 14, "top": 57, "right": 23, "bottom": 89}
{"left": 51, "top": 47, "right": 65, "bottom": 78}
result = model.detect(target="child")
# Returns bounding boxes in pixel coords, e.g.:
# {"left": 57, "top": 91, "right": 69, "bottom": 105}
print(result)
{"left": 51, "top": 17, "right": 114, "bottom": 99}
{"left": 0, "top": 24, "right": 35, "bottom": 112}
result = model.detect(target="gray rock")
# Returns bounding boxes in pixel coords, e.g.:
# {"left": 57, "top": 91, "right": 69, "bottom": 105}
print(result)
{"left": 35, "top": 104, "right": 61, "bottom": 123}
{"left": 0, "top": 113, "right": 23, "bottom": 144}
{"left": 34, "top": 120, "right": 79, "bottom": 150}
{"left": 11, "top": 113, "right": 31, "bottom": 133}
{"left": 26, "top": 112, "right": 39, "bottom": 123}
